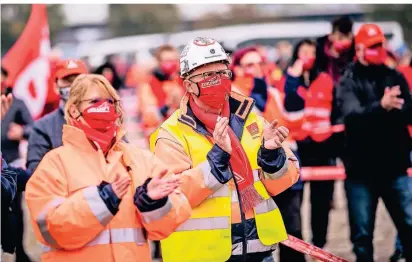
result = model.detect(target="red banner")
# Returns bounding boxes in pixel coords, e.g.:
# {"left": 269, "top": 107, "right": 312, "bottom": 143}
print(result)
{"left": 282, "top": 235, "right": 348, "bottom": 262}
{"left": 2, "top": 4, "right": 58, "bottom": 119}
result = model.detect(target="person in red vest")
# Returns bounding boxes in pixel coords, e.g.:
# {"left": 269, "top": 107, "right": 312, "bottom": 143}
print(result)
{"left": 137, "top": 44, "right": 184, "bottom": 143}
{"left": 284, "top": 39, "right": 342, "bottom": 251}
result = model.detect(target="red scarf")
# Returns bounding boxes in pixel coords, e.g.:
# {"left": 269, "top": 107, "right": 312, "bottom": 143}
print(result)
{"left": 72, "top": 120, "right": 117, "bottom": 154}
{"left": 189, "top": 98, "right": 263, "bottom": 212}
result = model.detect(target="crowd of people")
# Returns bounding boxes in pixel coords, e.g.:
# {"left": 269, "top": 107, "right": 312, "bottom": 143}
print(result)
{"left": 1, "top": 15, "right": 412, "bottom": 262}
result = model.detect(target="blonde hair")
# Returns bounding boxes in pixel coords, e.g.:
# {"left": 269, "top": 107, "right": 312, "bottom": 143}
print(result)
{"left": 64, "top": 74, "right": 123, "bottom": 125}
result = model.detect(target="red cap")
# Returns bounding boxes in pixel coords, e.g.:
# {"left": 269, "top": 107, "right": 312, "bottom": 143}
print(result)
{"left": 231, "top": 46, "right": 259, "bottom": 66}
{"left": 355, "top": 24, "right": 385, "bottom": 48}
{"left": 55, "top": 59, "right": 88, "bottom": 79}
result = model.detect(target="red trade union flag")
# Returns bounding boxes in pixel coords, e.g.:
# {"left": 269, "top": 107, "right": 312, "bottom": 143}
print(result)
{"left": 2, "top": 4, "right": 55, "bottom": 119}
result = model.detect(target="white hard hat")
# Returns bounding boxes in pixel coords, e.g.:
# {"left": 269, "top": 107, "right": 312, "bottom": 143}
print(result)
{"left": 180, "top": 37, "right": 230, "bottom": 77}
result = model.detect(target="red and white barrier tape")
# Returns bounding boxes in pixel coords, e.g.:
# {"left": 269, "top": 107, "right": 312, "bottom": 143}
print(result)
{"left": 301, "top": 166, "right": 412, "bottom": 181}
{"left": 282, "top": 235, "right": 348, "bottom": 262}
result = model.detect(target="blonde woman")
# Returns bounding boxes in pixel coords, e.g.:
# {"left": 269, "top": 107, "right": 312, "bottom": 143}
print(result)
{"left": 25, "top": 74, "right": 191, "bottom": 262}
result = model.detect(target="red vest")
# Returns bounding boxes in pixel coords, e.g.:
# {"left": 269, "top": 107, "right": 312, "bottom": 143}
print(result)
{"left": 292, "top": 73, "right": 341, "bottom": 142}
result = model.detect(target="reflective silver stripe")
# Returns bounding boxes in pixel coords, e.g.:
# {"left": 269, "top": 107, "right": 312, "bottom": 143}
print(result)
{"left": 42, "top": 228, "right": 147, "bottom": 253}
{"left": 36, "top": 197, "right": 65, "bottom": 248}
{"left": 175, "top": 216, "right": 230, "bottom": 232}
{"left": 207, "top": 184, "right": 230, "bottom": 199}
{"left": 199, "top": 161, "right": 224, "bottom": 192}
{"left": 231, "top": 189, "right": 238, "bottom": 203}
{"left": 232, "top": 239, "right": 277, "bottom": 255}
{"left": 255, "top": 198, "right": 278, "bottom": 215}
{"left": 141, "top": 197, "right": 172, "bottom": 223}
{"left": 110, "top": 228, "right": 146, "bottom": 245}
{"left": 253, "top": 170, "right": 260, "bottom": 182}
{"left": 264, "top": 158, "right": 289, "bottom": 180}
{"left": 83, "top": 186, "right": 113, "bottom": 226}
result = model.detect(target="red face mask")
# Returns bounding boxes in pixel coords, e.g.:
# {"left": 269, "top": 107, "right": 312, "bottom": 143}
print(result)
{"left": 160, "top": 61, "right": 179, "bottom": 76}
{"left": 81, "top": 100, "right": 118, "bottom": 132}
{"left": 333, "top": 40, "right": 352, "bottom": 53}
{"left": 196, "top": 74, "right": 231, "bottom": 110}
{"left": 244, "top": 67, "right": 256, "bottom": 78}
{"left": 364, "top": 47, "right": 387, "bottom": 65}
{"left": 301, "top": 56, "right": 316, "bottom": 71}
{"left": 73, "top": 100, "right": 119, "bottom": 153}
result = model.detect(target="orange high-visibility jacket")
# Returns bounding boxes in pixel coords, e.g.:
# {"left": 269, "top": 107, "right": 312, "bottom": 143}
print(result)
{"left": 137, "top": 74, "right": 185, "bottom": 137}
{"left": 25, "top": 125, "right": 191, "bottom": 262}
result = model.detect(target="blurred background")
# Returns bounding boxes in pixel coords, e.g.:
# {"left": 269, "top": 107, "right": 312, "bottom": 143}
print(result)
{"left": 1, "top": 4, "right": 412, "bottom": 262}
{"left": 2, "top": 4, "right": 412, "bottom": 69}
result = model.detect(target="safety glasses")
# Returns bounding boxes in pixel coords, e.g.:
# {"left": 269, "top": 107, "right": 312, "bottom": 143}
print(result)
{"left": 189, "top": 69, "right": 233, "bottom": 82}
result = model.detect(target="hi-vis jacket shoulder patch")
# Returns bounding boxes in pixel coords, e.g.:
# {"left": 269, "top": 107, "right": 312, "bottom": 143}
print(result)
{"left": 247, "top": 122, "right": 259, "bottom": 137}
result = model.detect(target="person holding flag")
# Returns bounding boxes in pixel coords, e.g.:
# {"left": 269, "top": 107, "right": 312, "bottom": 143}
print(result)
{"left": 150, "top": 37, "right": 300, "bottom": 262}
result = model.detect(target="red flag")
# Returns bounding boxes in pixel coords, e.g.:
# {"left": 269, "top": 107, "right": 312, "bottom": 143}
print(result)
{"left": 2, "top": 4, "right": 55, "bottom": 119}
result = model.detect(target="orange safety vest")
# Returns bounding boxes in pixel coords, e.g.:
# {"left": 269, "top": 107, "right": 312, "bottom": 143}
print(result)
{"left": 291, "top": 73, "right": 340, "bottom": 142}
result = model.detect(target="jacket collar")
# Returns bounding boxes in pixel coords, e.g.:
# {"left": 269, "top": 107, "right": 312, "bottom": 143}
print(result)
{"left": 177, "top": 92, "right": 255, "bottom": 139}
{"left": 62, "top": 124, "right": 126, "bottom": 153}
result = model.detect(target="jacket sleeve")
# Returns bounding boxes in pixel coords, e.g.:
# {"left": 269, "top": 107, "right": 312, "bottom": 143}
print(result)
{"left": 18, "top": 100, "right": 34, "bottom": 139}
{"left": 25, "top": 151, "right": 118, "bottom": 250}
{"left": 152, "top": 128, "right": 232, "bottom": 208}
{"left": 134, "top": 152, "right": 191, "bottom": 241}
{"left": 336, "top": 75, "right": 386, "bottom": 123}
{"left": 26, "top": 125, "right": 52, "bottom": 172}
{"left": 397, "top": 72, "right": 412, "bottom": 124}
{"left": 257, "top": 119, "right": 300, "bottom": 196}
{"left": 1, "top": 159, "right": 17, "bottom": 207}
{"left": 284, "top": 73, "right": 305, "bottom": 112}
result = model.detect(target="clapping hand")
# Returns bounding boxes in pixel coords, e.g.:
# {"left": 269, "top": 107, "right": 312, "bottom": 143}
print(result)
{"left": 147, "top": 168, "right": 181, "bottom": 200}
{"left": 262, "top": 120, "right": 289, "bottom": 150}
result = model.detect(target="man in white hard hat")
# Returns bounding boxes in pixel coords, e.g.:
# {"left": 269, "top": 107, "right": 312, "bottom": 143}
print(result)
{"left": 150, "top": 37, "right": 300, "bottom": 262}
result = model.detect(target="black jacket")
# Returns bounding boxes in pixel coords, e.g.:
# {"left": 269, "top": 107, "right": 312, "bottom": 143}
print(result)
{"left": 26, "top": 108, "right": 65, "bottom": 172}
{"left": 1, "top": 97, "right": 33, "bottom": 163}
{"left": 1, "top": 158, "right": 17, "bottom": 253}
{"left": 336, "top": 62, "right": 412, "bottom": 180}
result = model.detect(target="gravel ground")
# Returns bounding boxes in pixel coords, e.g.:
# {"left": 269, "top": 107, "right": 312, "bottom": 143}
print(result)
{"left": 3, "top": 181, "right": 398, "bottom": 262}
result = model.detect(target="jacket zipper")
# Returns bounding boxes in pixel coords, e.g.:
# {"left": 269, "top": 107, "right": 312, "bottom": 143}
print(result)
{"left": 229, "top": 166, "right": 247, "bottom": 261}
